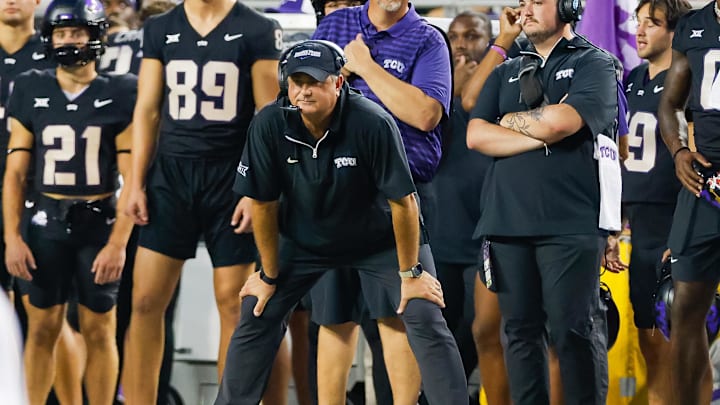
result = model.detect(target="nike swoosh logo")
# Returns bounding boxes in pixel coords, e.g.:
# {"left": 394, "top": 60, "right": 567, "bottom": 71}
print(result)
{"left": 287, "top": 157, "right": 299, "bottom": 164}
{"left": 224, "top": 33, "right": 243, "bottom": 41}
{"left": 32, "top": 52, "right": 45, "bottom": 60}
{"left": 508, "top": 76, "right": 520, "bottom": 83}
{"left": 94, "top": 99, "right": 113, "bottom": 108}
{"left": 670, "top": 257, "right": 678, "bottom": 263}
{"left": 653, "top": 85, "right": 664, "bottom": 93}
{"left": 106, "top": 217, "right": 116, "bottom": 226}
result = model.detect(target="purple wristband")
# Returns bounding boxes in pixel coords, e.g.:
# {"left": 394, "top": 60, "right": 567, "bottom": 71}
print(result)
{"left": 490, "top": 45, "right": 508, "bottom": 61}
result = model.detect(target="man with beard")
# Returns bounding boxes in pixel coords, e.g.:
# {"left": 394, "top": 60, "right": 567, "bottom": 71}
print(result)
{"left": 466, "top": 0, "right": 618, "bottom": 403}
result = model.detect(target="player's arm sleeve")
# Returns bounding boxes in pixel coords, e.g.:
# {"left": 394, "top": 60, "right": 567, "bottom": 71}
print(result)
{"left": 6, "top": 73, "right": 33, "bottom": 133}
{"left": 410, "top": 33, "right": 451, "bottom": 116}
{"left": 562, "top": 52, "right": 617, "bottom": 137}
{"left": 233, "top": 108, "right": 282, "bottom": 200}
{"left": 366, "top": 111, "right": 417, "bottom": 200}
{"left": 247, "top": 18, "right": 283, "bottom": 63}
{"left": 141, "top": 16, "right": 163, "bottom": 60}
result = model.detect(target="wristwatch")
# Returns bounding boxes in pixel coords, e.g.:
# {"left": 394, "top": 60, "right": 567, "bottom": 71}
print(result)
{"left": 259, "top": 267, "right": 278, "bottom": 286}
{"left": 398, "top": 262, "right": 423, "bottom": 279}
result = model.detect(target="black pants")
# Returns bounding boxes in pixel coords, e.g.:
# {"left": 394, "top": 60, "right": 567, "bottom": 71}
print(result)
{"left": 491, "top": 234, "right": 604, "bottom": 405}
{"left": 215, "top": 247, "right": 467, "bottom": 405}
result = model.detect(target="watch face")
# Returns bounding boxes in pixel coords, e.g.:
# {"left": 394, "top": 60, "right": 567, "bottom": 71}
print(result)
{"left": 411, "top": 263, "right": 423, "bottom": 277}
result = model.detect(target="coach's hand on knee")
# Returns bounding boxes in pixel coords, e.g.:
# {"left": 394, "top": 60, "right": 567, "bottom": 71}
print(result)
{"left": 396, "top": 272, "right": 445, "bottom": 315}
{"left": 5, "top": 236, "right": 36, "bottom": 281}
{"left": 239, "top": 271, "right": 276, "bottom": 317}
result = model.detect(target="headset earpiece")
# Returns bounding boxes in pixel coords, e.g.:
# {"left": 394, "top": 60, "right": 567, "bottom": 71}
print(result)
{"left": 557, "top": 0, "right": 583, "bottom": 23}
{"left": 277, "top": 40, "right": 347, "bottom": 94}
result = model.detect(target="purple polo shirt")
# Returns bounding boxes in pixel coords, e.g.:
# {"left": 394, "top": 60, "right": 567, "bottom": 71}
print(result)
{"left": 312, "top": 3, "right": 451, "bottom": 183}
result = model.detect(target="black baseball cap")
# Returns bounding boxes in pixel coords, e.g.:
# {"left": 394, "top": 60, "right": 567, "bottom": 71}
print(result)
{"left": 285, "top": 41, "right": 341, "bottom": 82}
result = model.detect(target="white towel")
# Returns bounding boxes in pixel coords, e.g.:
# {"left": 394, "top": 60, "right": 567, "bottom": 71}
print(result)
{"left": 595, "top": 133, "right": 622, "bottom": 231}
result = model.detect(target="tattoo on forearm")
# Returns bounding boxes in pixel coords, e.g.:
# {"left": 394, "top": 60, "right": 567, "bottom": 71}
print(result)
{"left": 505, "top": 106, "right": 546, "bottom": 139}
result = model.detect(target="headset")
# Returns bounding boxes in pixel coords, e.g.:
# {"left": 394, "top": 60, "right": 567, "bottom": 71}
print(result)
{"left": 277, "top": 40, "right": 347, "bottom": 94}
{"left": 557, "top": 0, "right": 583, "bottom": 23}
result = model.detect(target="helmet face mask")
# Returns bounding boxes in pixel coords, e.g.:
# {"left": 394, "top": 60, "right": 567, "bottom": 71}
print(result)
{"left": 41, "top": 0, "right": 107, "bottom": 67}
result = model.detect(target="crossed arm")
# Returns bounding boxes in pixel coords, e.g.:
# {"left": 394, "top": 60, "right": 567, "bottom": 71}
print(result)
{"left": 467, "top": 103, "right": 584, "bottom": 157}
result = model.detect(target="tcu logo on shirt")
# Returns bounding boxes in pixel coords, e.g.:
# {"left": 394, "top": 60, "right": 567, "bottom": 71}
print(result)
{"left": 555, "top": 68, "right": 574, "bottom": 81}
{"left": 383, "top": 59, "right": 406, "bottom": 74}
{"left": 334, "top": 157, "right": 357, "bottom": 169}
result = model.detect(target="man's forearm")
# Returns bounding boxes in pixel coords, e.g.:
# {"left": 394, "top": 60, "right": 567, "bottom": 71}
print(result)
{"left": 250, "top": 199, "right": 280, "bottom": 278}
{"left": 467, "top": 118, "right": 545, "bottom": 157}
{"left": 358, "top": 63, "right": 443, "bottom": 132}
{"left": 129, "top": 112, "right": 159, "bottom": 190}
{"left": 499, "top": 104, "right": 583, "bottom": 143}
{"left": 389, "top": 194, "right": 420, "bottom": 271}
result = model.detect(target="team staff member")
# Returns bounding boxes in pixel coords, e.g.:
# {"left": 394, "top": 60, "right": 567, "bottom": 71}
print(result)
{"left": 467, "top": 0, "right": 617, "bottom": 403}
{"left": 216, "top": 40, "right": 466, "bottom": 405}
{"left": 622, "top": 1, "right": 691, "bottom": 404}
{"left": 658, "top": 1, "right": 720, "bottom": 403}
{"left": 3, "top": 0, "right": 136, "bottom": 403}
{"left": 121, "top": 0, "right": 287, "bottom": 403}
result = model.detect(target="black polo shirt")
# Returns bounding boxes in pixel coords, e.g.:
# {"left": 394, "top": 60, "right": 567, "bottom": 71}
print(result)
{"left": 470, "top": 36, "right": 617, "bottom": 237}
{"left": 234, "top": 88, "right": 417, "bottom": 258}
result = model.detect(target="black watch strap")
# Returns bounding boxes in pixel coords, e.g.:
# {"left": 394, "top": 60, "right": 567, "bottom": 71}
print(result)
{"left": 259, "top": 267, "right": 278, "bottom": 286}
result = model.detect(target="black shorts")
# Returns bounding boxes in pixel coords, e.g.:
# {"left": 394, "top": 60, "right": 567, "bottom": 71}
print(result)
{"left": 18, "top": 195, "right": 119, "bottom": 313}
{"left": 138, "top": 155, "right": 256, "bottom": 267}
{"left": 667, "top": 189, "right": 720, "bottom": 283}
{"left": 625, "top": 203, "right": 674, "bottom": 329}
{"left": 309, "top": 244, "right": 435, "bottom": 325}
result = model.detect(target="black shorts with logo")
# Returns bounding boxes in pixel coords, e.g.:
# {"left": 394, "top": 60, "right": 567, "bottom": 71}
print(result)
{"left": 17, "top": 194, "right": 119, "bottom": 313}
{"left": 668, "top": 189, "right": 720, "bottom": 283}
{"left": 138, "top": 155, "right": 256, "bottom": 267}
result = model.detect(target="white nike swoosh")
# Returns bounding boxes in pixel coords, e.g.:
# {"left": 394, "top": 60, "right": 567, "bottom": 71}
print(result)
{"left": 32, "top": 52, "right": 45, "bottom": 60}
{"left": 224, "top": 33, "right": 243, "bottom": 41}
{"left": 670, "top": 257, "right": 678, "bottom": 263}
{"left": 508, "top": 76, "right": 520, "bottom": 83}
{"left": 653, "top": 86, "right": 664, "bottom": 93}
{"left": 106, "top": 217, "right": 117, "bottom": 226}
{"left": 94, "top": 99, "right": 113, "bottom": 108}
{"left": 287, "top": 157, "right": 299, "bottom": 164}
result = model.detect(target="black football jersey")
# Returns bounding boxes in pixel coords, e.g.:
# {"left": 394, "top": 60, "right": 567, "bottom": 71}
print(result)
{"left": 0, "top": 35, "right": 54, "bottom": 187}
{"left": 7, "top": 69, "right": 136, "bottom": 195}
{"left": 142, "top": 2, "right": 283, "bottom": 158}
{"left": 621, "top": 64, "right": 681, "bottom": 203}
{"left": 673, "top": 2, "right": 720, "bottom": 163}
{"left": 98, "top": 29, "right": 143, "bottom": 75}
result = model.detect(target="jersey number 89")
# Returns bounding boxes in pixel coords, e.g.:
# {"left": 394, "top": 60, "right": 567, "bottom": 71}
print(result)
{"left": 166, "top": 60, "right": 239, "bottom": 122}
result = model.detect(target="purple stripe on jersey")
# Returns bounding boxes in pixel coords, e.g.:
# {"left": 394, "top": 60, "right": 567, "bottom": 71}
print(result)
{"left": 313, "top": 3, "right": 451, "bottom": 182}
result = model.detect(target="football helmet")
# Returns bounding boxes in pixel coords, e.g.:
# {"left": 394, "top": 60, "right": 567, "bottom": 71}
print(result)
{"left": 653, "top": 258, "right": 720, "bottom": 342}
{"left": 41, "top": 0, "right": 107, "bottom": 66}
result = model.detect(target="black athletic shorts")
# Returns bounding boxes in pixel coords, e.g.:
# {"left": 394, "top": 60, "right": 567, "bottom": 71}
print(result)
{"left": 17, "top": 194, "right": 119, "bottom": 313}
{"left": 138, "top": 154, "right": 256, "bottom": 267}
{"left": 667, "top": 189, "right": 720, "bottom": 283}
